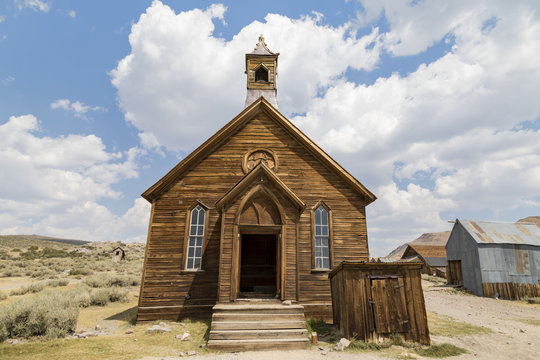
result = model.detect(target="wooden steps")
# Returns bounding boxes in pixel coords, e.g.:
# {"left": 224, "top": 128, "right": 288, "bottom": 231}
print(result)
{"left": 207, "top": 301, "right": 310, "bottom": 351}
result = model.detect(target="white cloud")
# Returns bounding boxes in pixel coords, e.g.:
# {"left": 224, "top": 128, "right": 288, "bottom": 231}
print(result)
{"left": 0, "top": 15, "right": 5, "bottom": 23}
{"left": 50, "top": 98, "right": 105, "bottom": 118}
{"left": 68, "top": 10, "right": 76, "bottom": 18}
{"left": 0, "top": 114, "right": 148, "bottom": 242}
{"left": 16, "top": 0, "right": 50, "bottom": 13}
{"left": 110, "top": 1, "right": 382, "bottom": 151}
{"left": 110, "top": 1, "right": 540, "bottom": 256}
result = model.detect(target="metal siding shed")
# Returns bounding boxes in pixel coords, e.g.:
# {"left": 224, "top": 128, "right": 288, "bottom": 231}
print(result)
{"left": 448, "top": 219, "right": 540, "bottom": 298}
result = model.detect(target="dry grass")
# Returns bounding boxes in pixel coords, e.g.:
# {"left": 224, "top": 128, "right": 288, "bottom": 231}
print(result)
{"left": 428, "top": 312, "right": 493, "bottom": 336}
{"left": 514, "top": 318, "right": 540, "bottom": 326}
{"left": 414, "top": 343, "right": 467, "bottom": 358}
{"left": 0, "top": 296, "right": 211, "bottom": 360}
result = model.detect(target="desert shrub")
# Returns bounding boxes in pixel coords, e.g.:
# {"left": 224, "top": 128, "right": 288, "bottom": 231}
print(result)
{"left": 522, "top": 296, "right": 540, "bottom": 304}
{"left": 69, "top": 267, "right": 93, "bottom": 276}
{"left": 27, "top": 246, "right": 39, "bottom": 251}
{"left": 30, "top": 267, "right": 54, "bottom": 278}
{"left": 68, "top": 287, "right": 92, "bottom": 308}
{"left": 2, "top": 269, "right": 22, "bottom": 277}
{"left": 89, "top": 287, "right": 129, "bottom": 306}
{"left": 47, "top": 279, "right": 70, "bottom": 287}
{"left": 12, "top": 248, "right": 22, "bottom": 252}
{"left": 0, "top": 291, "right": 7, "bottom": 301}
{"left": 10, "top": 282, "right": 45, "bottom": 296}
{"left": 0, "top": 290, "right": 79, "bottom": 342}
{"left": 84, "top": 274, "right": 140, "bottom": 288}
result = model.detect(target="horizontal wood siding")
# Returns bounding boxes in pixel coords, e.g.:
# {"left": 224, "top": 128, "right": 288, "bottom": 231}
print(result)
{"left": 139, "top": 111, "right": 369, "bottom": 321}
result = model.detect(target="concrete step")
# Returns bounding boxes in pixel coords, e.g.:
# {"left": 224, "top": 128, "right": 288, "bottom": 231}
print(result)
{"left": 209, "top": 328, "right": 308, "bottom": 340}
{"left": 212, "top": 312, "right": 306, "bottom": 322}
{"left": 211, "top": 319, "right": 307, "bottom": 331}
{"left": 207, "top": 338, "right": 310, "bottom": 351}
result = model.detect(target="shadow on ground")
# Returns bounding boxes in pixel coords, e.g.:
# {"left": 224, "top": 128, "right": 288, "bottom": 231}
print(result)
{"left": 105, "top": 306, "right": 138, "bottom": 324}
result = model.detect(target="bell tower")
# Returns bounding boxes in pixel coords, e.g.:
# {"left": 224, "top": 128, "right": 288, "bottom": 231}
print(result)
{"left": 244, "top": 35, "right": 279, "bottom": 108}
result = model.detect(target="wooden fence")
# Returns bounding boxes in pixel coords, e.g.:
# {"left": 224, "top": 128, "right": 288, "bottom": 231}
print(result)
{"left": 482, "top": 282, "right": 540, "bottom": 299}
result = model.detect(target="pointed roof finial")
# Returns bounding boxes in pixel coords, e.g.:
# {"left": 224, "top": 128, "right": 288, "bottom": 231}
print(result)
{"left": 250, "top": 34, "right": 277, "bottom": 55}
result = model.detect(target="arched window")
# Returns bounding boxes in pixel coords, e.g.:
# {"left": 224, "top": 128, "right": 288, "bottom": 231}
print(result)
{"left": 186, "top": 204, "right": 206, "bottom": 270}
{"left": 314, "top": 206, "right": 330, "bottom": 269}
{"left": 255, "top": 66, "right": 269, "bottom": 82}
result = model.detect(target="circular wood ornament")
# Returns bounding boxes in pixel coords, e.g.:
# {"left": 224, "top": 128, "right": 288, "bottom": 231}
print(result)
{"left": 242, "top": 148, "right": 278, "bottom": 173}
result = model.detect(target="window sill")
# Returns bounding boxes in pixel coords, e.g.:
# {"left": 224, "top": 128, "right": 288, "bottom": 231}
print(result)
{"left": 311, "top": 268, "right": 331, "bottom": 274}
{"left": 180, "top": 269, "right": 205, "bottom": 274}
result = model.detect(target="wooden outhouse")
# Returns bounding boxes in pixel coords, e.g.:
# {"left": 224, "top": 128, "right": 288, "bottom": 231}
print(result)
{"left": 447, "top": 219, "right": 540, "bottom": 299}
{"left": 111, "top": 247, "right": 125, "bottom": 262}
{"left": 329, "top": 261, "right": 430, "bottom": 345}
{"left": 137, "top": 36, "right": 377, "bottom": 323}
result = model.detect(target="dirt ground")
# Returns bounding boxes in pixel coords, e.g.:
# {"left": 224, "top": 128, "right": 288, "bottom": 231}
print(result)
{"left": 140, "top": 280, "right": 540, "bottom": 360}
{"left": 422, "top": 281, "right": 540, "bottom": 360}
{"left": 2, "top": 277, "right": 538, "bottom": 359}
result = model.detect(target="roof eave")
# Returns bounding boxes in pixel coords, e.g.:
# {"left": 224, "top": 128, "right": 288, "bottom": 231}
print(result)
{"left": 141, "top": 96, "right": 377, "bottom": 205}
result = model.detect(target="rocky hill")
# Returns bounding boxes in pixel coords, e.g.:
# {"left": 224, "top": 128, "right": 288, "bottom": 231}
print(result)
{"left": 385, "top": 230, "right": 451, "bottom": 259}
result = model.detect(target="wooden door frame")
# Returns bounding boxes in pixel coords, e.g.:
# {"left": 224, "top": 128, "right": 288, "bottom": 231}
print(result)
{"left": 237, "top": 229, "right": 281, "bottom": 298}
{"left": 230, "top": 185, "right": 287, "bottom": 301}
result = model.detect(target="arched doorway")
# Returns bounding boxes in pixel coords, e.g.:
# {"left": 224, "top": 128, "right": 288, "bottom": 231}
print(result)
{"left": 236, "top": 187, "right": 283, "bottom": 298}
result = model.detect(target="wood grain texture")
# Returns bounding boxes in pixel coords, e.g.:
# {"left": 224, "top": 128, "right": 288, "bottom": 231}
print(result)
{"left": 137, "top": 106, "right": 373, "bottom": 322}
{"left": 329, "top": 262, "right": 430, "bottom": 345}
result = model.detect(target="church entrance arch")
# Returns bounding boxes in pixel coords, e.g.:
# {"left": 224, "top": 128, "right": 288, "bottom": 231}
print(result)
{"left": 233, "top": 186, "right": 285, "bottom": 299}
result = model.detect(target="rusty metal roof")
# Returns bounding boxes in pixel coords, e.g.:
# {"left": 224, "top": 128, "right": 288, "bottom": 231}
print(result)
{"left": 459, "top": 219, "right": 540, "bottom": 246}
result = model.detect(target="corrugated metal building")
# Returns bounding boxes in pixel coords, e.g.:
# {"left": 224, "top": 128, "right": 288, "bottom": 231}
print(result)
{"left": 446, "top": 219, "right": 540, "bottom": 299}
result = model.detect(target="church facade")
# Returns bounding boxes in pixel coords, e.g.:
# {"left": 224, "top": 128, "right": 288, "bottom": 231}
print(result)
{"left": 137, "top": 37, "right": 376, "bottom": 322}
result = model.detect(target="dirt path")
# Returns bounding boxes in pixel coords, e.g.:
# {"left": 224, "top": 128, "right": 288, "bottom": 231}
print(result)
{"left": 181, "top": 281, "right": 540, "bottom": 360}
{"left": 423, "top": 282, "right": 540, "bottom": 360}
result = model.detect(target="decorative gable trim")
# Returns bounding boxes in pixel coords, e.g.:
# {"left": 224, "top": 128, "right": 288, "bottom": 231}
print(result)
{"left": 141, "top": 97, "right": 376, "bottom": 204}
{"left": 215, "top": 162, "right": 305, "bottom": 212}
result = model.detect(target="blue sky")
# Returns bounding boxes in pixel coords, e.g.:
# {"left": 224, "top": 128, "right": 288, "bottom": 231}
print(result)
{"left": 1, "top": 0, "right": 539, "bottom": 256}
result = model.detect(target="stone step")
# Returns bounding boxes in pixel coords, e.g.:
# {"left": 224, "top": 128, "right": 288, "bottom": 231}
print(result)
{"left": 207, "top": 338, "right": 310, "bottom": 351}
{"left": 211, "top": 319, "right": 307, "bottom": 331}
{"left": 209, "top": 328, "right": 308, "bottom": 340}
{"left": 212, "top": 312, "right": 306, "bottom": 322}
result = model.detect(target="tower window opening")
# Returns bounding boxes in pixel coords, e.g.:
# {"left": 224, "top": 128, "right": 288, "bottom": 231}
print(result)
{"left": 255, "top": 67, "right": 269, "bottom": 82}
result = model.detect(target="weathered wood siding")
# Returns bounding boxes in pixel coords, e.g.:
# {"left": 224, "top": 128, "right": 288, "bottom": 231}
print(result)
{"left": 329, "top": 262, "right": 430, "bottom": 345}
{"left": 138, "top": 110, "right": 369, "bottom": 321}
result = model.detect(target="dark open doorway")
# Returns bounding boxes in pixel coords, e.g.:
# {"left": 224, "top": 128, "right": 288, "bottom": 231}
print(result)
{"left": 239, "top": 234, "right": 277, "bottom": 297}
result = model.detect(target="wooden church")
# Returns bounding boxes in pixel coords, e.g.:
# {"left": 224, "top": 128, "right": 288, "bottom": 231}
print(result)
{"left": 137, "top": 36, "right": 377, "bottom": 327}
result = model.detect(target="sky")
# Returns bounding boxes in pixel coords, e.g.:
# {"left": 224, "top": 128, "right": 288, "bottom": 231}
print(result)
{"left": 1, "top": 0, "right": 539, "bottom": 257}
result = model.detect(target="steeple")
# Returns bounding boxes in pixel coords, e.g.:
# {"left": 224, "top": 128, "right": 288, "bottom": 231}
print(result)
{"left": 244, "top": 35, "right": 279, "bottom": 108}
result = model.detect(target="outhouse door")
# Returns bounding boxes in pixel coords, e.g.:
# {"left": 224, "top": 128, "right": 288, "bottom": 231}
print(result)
{"left": 370, "top": 276, "right": 409, "bottom": 334}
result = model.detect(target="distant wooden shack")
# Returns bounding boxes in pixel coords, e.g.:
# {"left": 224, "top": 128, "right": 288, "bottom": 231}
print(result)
{"left": 401, "top": 244, "right": 448, "bottom": 278}
{"left": 329, "top": 262, "right": 430, "bottom": 345}
{"left": 111, "top": 247, "right": 125, "bottom": 262}
{"left": 446, "top": 219, "right": 540, "bottom": 299}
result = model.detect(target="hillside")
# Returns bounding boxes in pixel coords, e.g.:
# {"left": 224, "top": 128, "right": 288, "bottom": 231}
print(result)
{"left": 517, "top": 216, "right": 540, "bottom": 228}
{"left": 385, "top": 231, "right": 451, "bottom": 259}
{"left": 0, "top": 234, "right": 89, "bottom": 249}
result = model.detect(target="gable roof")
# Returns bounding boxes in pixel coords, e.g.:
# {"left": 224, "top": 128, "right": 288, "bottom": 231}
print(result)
{"left": 142, "top": 97, "right": 377, "bottom": 204}
{"left": 249, "top": 35, "right": 278, "bottom": 56}
{"left": 406, "top": 244, "right": 447, "bottom": 259}
{"left": 216, "top": 162, "right": 305, "bottom": 212}
{"left": 457, "top": 219, "right": 540, "bottom": 246}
